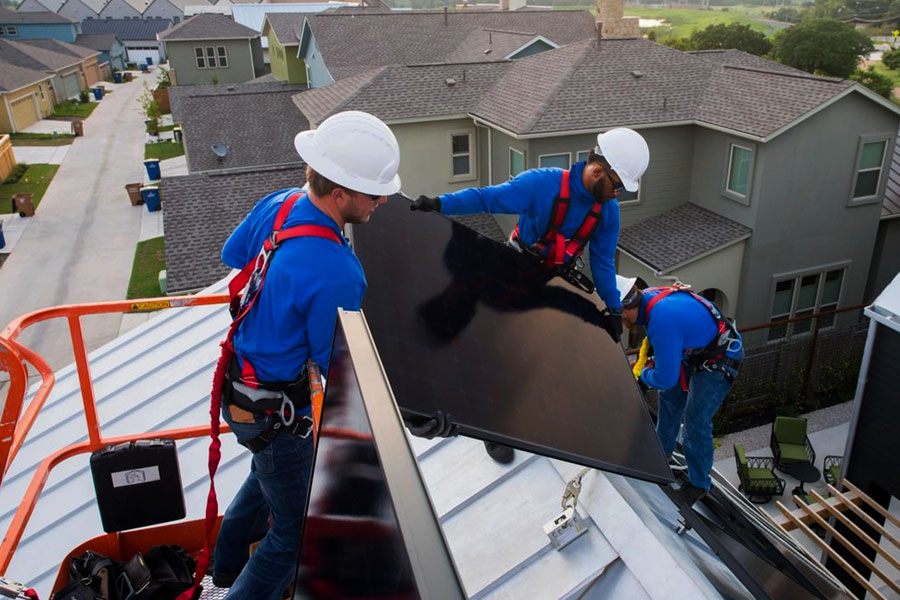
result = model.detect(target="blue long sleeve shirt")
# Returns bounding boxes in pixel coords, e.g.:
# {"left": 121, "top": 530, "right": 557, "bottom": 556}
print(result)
{"left": 438, "top": 161, "right": 622, "bottom": 310}
{"left": 637, "top": 290, "right": 743, "bottom": 390}
{"left": 222, "top": 188, "right": 366, "bottom": 381}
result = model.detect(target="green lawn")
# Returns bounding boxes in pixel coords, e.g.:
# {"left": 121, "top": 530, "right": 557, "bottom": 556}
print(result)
{"left": 144, "top": 141, "right": 184, "bottom": 160}
{"left": 624, "top": 6, "right": 776, "bottom": 39}
{"left": 0, "top": 164, "right": 59, "bottom": 214}
{"left": 159, "top": 124, "right": 175, "bottom": 132}
{"left": 9, "top": 132, "right": 75, "bottom": 147}
{"left": 126, "top": 236, "right": 166, "bottom": 299}
{"left": 52, "top": 100, "right": 98, "bottom": 119}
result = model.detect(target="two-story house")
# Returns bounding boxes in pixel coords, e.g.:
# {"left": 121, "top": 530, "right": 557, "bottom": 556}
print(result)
{"left": 290, "top": 36, "right": 900, "bottom": 343}
{"left": 75, "top": 31, "right": 126, "bottom": 71}
{"left": 80, "top": 17, "right": 169, "bottom": 64}
{"left": 0, "top": 7, "right": 79, "bottom": 42}
{"left": 262, "top": 12, "right": 307, "bottom": 83}
{"left": 158, "top": 14, "right": 263, "bottom": 86}
{"left": 58, "top": 0, "right": 100, "bottom": 22}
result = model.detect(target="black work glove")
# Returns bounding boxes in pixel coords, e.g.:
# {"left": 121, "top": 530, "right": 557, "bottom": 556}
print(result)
{"left": 637, "top": 377, "right": 649, "bottom": 395}
{"left": 606, "top": 308, "right": 623, "bottom": 343}
{"left": 404, "top": 410, "right": 458, "bottom": 439}
{"left": 410, "top": 195, "right": 441, "bottom": 212}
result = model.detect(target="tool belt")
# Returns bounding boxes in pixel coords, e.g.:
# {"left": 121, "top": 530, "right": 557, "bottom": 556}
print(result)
{"left": 223, "top": 355, "right": 313, "bottom": 453}
{"left": 508, "top": 231, "right": 595, "bottom": 294}
{"left": 685, "top": 354, "right": 742, "bottom": 385}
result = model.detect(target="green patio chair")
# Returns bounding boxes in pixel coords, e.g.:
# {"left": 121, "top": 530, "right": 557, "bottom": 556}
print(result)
{"left": 770, "top": 416, "right": 815, "bottom": 469}
{"left": 824, "top": 455, "right": 843, "bottom": 486}
{"left": 734, "top": 444, "right": 785, "bottom": 504}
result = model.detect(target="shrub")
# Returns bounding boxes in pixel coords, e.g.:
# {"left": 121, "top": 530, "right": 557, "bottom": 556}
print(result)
{"left": 3, "top": 163, "right": 28, "bottom": 185}
{"left": 884, "top": 48, "right": 900, "bottom": 70}
{"left": 79, "top": 89, "right": 90, "bottom": 103}
{"left": 851, "top": 66, "right": 894, "bottom": 98}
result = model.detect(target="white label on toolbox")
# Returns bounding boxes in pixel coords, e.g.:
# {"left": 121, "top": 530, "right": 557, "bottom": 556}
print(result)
{"left": 111, "top": 466, "right": 161, "bottom": 488}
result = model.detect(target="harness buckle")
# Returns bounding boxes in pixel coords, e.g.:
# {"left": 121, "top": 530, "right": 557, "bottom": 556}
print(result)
{"left": 268, "top": 230, "right": 280, "bottom": 250}
{"left": 280, "top": 396, "right": 295, "bottom": 427}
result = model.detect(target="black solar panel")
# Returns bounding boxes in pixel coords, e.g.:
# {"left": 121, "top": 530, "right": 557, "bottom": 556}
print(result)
{"left": 351, "top": 197, "right": 672, "bottom": 484}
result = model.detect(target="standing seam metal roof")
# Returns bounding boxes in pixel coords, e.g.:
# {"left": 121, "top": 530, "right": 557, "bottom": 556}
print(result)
{"left": 80, "top": 17, "right": 172, "bottom": 40}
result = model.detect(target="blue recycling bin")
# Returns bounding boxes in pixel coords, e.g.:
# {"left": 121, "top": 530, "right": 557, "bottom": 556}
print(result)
{"left": 141, "top": 186, "right": 161, "bottom": 212}
{"left": 146, "top": 56, "right": 153, "bottom": 65}
{"left": 140, "top": 63, "right": 148, "bottom": 72}
{"left": 113, "top": 72, "right": 122, "bottom": 84}
{"left": 0, "top": 221, "right": 5, "bottom": 250}
{"left": 92, "top": 87, "right": 102, "bottom": 100}
{"left": 143, "top": 158, "right": 160, "bottom": 182}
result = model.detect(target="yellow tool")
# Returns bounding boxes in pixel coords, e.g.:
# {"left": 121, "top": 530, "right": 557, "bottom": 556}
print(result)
{"left": 306, "top": 359, "right": 325, "bottom": 444}
{"left": 633, "top": 337, "right": 650, "bottom": 380}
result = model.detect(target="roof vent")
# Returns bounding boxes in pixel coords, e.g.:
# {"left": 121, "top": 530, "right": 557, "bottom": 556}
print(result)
{"left": 227, "top": 85, "right": 235, "bottom": 91}
{"left": 631, "top": 71, "right": 644, "bottom": 78}
{"left": 445, "top": 78, "right": 456, "bottom": 86}
{"left": 484, "top": 49, "right": 491, "bottom": 54}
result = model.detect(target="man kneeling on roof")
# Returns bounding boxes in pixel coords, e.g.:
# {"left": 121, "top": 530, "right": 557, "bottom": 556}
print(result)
{"left": 212, "top": 111, "right": 401, "bottom": 600}
{"left": 407, "top": 128, "right": 650, "bottom": 465}
{"left": 617, "top": 275, "right": 743, "bottom": 506}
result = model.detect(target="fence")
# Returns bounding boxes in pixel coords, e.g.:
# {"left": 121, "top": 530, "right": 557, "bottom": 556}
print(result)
{"left": 716, "top": 305, "right": 869, "bottom": 433}
{"left": 0, "top": 135, "right": 16, "bottom": 184}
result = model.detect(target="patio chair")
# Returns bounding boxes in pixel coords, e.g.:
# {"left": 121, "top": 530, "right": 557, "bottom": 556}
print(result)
{"left": 770, "top": 416, "right": 815, "bottom": 469}
{"left": 734, "top": 444, "right": 785, "bottom": 504}
{"left": 824, "top": 455, "right": 843, "bottom": 486}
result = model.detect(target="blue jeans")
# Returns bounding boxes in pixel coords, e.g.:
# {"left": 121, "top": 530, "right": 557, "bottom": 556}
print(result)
{"left": 215, "top": 405, "right": 315, "bottom": 600}
{"left": 656, "top": 364, "right": 737, "bottom": 490}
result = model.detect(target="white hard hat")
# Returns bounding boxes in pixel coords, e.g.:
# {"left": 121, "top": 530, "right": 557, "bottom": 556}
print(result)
{"left": 596, "top": 128, "right": 649, "bottom": 193}
{"left": 294, "top": 110, "right": 401, "bottom": 196}
{"left": 616, "top": 275, "right": 638, "bottom": 305}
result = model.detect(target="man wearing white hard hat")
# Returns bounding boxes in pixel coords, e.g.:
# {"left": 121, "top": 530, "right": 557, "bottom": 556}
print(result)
{"left": 409, "top": 129, "right": 649, "bottom": 464}
{"left": 212, "top": 111, "right": 400, "bottom": 599}
{"left": 615, "top": 275, "right": 743, "bottom": 506}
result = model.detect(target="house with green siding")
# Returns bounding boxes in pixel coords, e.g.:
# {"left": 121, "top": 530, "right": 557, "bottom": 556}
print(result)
{"left": 158, "top": 13, "right": 263, "bottom": 86}
{"left": 262, "top": 12, "right": 307, "bottom": 84}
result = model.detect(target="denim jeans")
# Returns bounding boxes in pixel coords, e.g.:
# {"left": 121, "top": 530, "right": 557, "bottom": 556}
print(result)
{"left": 215, "top": 405, "right": 315, "bottom": 600}
{"left": 656, "top": 364, "right": 737, "bottom": 490}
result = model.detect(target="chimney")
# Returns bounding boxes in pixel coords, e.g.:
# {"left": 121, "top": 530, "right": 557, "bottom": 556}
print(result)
{"left": 596, "top": 21, "right": 602, "bottom": 43}
{"left": 595, "top": 0, "right": 639, "bottom": 37}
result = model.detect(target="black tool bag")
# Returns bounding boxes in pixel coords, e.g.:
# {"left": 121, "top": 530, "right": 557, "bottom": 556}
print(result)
{"left": 52, "top": 546, "right": 196, "bottom": 600}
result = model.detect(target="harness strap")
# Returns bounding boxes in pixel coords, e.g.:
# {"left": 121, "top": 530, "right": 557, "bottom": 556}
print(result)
{"left": 179, "top": 191, "right": 342, "bottom": 600}
{"left": 644, "top": 286, "right": 736, "bottom": 365}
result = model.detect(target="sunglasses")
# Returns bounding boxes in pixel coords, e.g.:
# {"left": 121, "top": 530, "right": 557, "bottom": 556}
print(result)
{"left": 593, "top": 152, "right": 626, "bottom": 193}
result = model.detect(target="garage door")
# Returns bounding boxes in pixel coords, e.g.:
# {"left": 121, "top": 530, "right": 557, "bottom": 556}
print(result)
{"left": 61, "top": 71, "right": 80, "bottom": 100}
{"left": 127, "top": 48, "right": 161, "bottom": 66}
{"left": 10, "top": 94, "right": 38, "bottom": 132}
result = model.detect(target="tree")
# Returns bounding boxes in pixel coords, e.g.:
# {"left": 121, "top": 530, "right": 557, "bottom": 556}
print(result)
{"left": 661, "top": 36, "right": 696, "bottom": 52}
{"left": 883, "top": 48, "right": 900, "bottom": 70}
{"left": 850, "top": 66, "right": 894, "bottom": 97}
{"left": 771, "top": 18, "right": 874, "bottom": 78}
{"left": 690, "top": 23, "right": 772, "bottom": 56}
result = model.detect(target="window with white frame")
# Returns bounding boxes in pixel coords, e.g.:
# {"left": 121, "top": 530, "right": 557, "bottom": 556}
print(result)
{"left": 195, "top": 46, "right": 227, "bottom": 69}
{"left": 539, "top": 152, "right": 570, "bottom": 169}
{"left": 852, "top": 139, "right": 887, "bottom": 201}
{"left": 768, "top": 268, "right": 844, "bottom": 341}
{"left": 726, "top": 143, "right": 753, "bottom": 199}
{"left": 576, "top": 150, "right": 591, "bottom": 163}
{"left": 509, "top": 147, "right": 525, "bottom": 179}
{"left": 450, "top": 132, "right": 472, "bottom": 178}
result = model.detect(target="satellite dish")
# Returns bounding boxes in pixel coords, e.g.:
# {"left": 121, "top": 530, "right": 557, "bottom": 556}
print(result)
{"left": 211, "top": 143, "right": 228, "bottom": 158}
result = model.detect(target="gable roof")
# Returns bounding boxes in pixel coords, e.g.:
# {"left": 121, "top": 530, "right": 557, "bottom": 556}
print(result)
{"left": 158, "top": 12, "right": 259, "bottom": 40}
{"left": 0, "top": 38, "right": 94, "bottom": 73}
{"left": 170, "top": 80, "right": 309, "bottom": 174}
{"left": 263, "top": 12, "right": 306, "bottom": 45}
{"left": 59, "top": 0, "right": 101, "bottom": 18}
{"left": 296, "top": 37, "right": 890, "bottom": 142}
{"left": 883, "top": 124, "right": 900, "bottom": 220}
{"left": 161, "top": 165, "right": 306, "bottom": 293}
{"left": 125, "top": 0, "right": 151, "bottom": 13}
{"left": 300, "top": 9, "right": 596, "bottom": 80}
{"left": 618, "top": 203, "right": 752, "bottom": 273}
{"left": 75, "top": 32, "right": 122, "bottom": 52}
{"left": 0, "top": 7, "right": 77, "bottom": 23}
{"left": 80, "top": 17, "right": 172, "bottom": 40}
{"left": 0, "top": 59, "right": 52, "bottom": 92}
{"left": 15, "top": 0, "right": 63, "bottom": 12}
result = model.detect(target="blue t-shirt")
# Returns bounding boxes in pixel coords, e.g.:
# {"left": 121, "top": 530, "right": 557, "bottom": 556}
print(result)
{"left": 222, "top": 188, "right": 366, "bottom": 381}
{"left": 637, "top": 289, "right": 743, "bottom": 390}
{"left": 438, "top": 161, "right": 621, "bottom": 310}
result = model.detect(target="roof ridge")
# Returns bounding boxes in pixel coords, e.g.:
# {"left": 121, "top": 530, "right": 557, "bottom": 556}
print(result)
{"left": 329, "top": 65, "right": 392, "bottom": 116}
{"left": 312, "top": 9, "right": 588, "bottom": 18}
{"left": 722, "top": 63, "right": 845, "bottom": 83}
{"left": 520, "top": 39, "right": 593, "bottom": 132}
{"left": 481, "top": 27, "right": 536, "bottom": 35}
{"left": 407, "top": 59, "right": 509, "bottom": 68}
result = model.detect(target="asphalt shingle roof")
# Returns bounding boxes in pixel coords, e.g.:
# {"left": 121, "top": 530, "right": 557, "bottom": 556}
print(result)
{"left": 295, "top": 37, "right": 862, "bottom": 139}
{"left": 0, "top": 7, "right": 77, "bottom": 23}
{"left": 0, "top": 38, "right": 91, "bottom": 73}
{"left": 884, "top": 124, "right": 900, "bottom": 219}
{"left": 159, "top": 13, "right": 259, "bottom": 40}
{"left": 75, "top": 32, "right": 121, "bottom": 52}
{"left": 80, "top": 18, "right": 172, "bottom": 40}
{"left": 264, "top": 12, "right": 305, "bottom": 45}
{"left": 161, "top": 165, "right": 307, "bottom": 293}
{"left": 689, "top": 49, "right": 808, "bottom": 75}
{"left": 0, "top": 60, "right": 50, "bottom": 92}
{"left": 618, "top": 203, "right": 751, "bottom": 272}
{"left": 303, "top": 9, "right": 596, "bottom": 80}
{"left": 170, "top": 81, "right": 308, "bottom": 172}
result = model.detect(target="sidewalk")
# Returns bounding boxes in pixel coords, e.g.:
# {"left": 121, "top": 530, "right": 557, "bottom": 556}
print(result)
{"left": 0, "top": 71, "right": 157, "bottom": 376}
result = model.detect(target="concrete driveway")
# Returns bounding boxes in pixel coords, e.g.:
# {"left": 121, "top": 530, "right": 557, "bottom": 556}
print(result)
{"left": 0, "top": 72, "right": 155, "bottom": 378}
{"left": 12, "top": 144, "right": 70, "bottom": 165}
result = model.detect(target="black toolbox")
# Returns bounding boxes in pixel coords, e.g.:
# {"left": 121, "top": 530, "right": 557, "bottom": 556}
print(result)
{"left": 90, "top": 439, "right": 186, "bottom": 532}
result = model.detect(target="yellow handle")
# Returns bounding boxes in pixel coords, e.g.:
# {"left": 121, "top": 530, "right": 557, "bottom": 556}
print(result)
{"left": 632, "top": 338, "right": 650, "bottom": 380}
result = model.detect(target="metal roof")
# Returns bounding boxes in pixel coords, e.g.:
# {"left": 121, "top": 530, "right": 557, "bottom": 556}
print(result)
{"left": 80, "top": 17, "right": 172, "bottom": 40}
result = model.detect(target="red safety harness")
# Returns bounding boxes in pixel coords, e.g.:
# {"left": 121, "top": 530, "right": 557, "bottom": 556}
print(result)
{"left": 644, "top": 285, "right": 740, "bottom": 392}
{"left": 511, "top": 169, "right": 608, "bottom": 267}
{"left": 177, "top": 192, "right": 342, "bottom": 600}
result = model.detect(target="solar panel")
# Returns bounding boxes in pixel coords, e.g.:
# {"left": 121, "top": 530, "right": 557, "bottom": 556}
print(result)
{"left": 350, "top": 197, "right": 672, "bottom": 484}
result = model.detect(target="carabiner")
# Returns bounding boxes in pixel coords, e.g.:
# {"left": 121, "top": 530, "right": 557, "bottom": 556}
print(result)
{"left": 280, "top": 396, "right": 295, "bottom": 426}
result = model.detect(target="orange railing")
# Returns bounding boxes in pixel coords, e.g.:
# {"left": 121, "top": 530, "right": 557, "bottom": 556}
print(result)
{"left": 0, "top": 294, "right": 230, "bottom": 573}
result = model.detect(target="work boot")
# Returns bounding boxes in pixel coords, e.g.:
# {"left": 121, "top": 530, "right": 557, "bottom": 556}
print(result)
{"left": 678, "top": 483, "right": 708, "bottom": 507}
{"left": 212, "top": 571, "right": 238, "bottom": 588}
{"left": 484, "top": 441, "right": 514, "bottom": 464}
